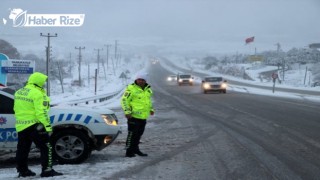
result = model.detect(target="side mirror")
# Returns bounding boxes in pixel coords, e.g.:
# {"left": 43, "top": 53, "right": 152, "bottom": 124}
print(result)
{"left": 224, "top": 80, "right": 227, "bottom": 82}
{"left": 201, "top": 80, "right": 205, "bottom": 83}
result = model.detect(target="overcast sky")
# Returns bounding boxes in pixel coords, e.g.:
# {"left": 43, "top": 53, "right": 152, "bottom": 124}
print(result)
{"left": 0, "top": 0, "right": 320, "bottom": 57}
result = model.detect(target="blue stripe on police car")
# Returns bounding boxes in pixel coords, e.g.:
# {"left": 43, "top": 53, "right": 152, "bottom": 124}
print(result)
{"left": 50, "top": 114, "right": 96, "bottom": 124}
{"left": 0, "top": 128, "right": 18, "bottom": 142}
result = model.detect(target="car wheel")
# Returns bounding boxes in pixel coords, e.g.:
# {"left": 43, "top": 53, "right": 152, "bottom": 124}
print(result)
{"left": 51, "top": 129, "right": 92, "bottom": 164}
{"left": 204, "top": 90, "right": 207, "bottom": 94}
{"left": 223, "top": 90, "right": 226, "bottom": 93}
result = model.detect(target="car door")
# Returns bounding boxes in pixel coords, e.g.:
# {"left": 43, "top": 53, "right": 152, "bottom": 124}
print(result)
{"left": 0, "top": 92, "right": 18, "bottom": 151}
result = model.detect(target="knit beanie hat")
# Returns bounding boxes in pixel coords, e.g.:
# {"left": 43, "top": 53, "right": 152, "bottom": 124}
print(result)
{"left": 135, "top": 72, "right": 148, "bottom": 81}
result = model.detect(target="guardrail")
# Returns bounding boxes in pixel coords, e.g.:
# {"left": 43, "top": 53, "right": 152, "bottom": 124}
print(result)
{"left": 51, "top": 89, "right": 123, "bottom": 107}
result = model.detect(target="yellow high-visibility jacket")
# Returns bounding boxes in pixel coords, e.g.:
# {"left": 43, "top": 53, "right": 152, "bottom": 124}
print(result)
{"left": 14, "top": 72, "right": 52, "bottom": 132}
{"left": 121, "top": 82, "right": 154, "bottom": 119}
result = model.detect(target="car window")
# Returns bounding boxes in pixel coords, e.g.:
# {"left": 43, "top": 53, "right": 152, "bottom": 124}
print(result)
{"left": 1, "top": 88, "right": 15, "bottom": 95}
{"left": 0, "top": 94, "right": 14, "bottom": 114}
{"left": 180, "top": 75, "right": 191, "bottom": 78}
{"left": 205, "top": 77, "right": 222, "bottom": 82}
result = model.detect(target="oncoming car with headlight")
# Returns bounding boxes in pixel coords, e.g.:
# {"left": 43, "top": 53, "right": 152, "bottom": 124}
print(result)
{"left": 201, "top": 76, "right": 227, "bottom": 94}
{"left": 0, "top": 87, "right": 121, "bottom": 164}
{"left": 167, "top": 75, "right": 177, "bottom": 82}
{"left": 177, "top": 74, "right": 194, "bottom": 86}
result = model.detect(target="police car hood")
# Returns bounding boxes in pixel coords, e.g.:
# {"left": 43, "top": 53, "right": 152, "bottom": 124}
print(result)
{"left": 51, "top": 105, "right": 114, "bottom": 115}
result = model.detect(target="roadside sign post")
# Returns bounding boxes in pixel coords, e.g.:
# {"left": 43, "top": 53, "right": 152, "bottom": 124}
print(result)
{"left": 94, "top": 69, "right": 98, "bottom": 96}
{"left": 1, "top": 60, "right": 35, "bottom": 74}
{"left": 272, "top": 73, "right": 278, "bottom": 93}
{"left": 0, "top": 53, "right": 9, "bottom": 86}
{"left": 119, "top": 72, "right": 127, "bottom": 85}
{"left": 1, "top": 58, "right": 35, "bottom": 88}
{"left": 249, "top": 55, "right": 263, "bottom": 61}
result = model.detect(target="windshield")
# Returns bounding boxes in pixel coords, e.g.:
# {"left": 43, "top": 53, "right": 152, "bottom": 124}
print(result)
{"left": 205, "top": 77, "right": 222, "bottom": 82}
{"left": 1, "top": 88, "right": 15, "bottom": 95}
{"left": 179, "top": 75, "right": 191, "bottom": 78}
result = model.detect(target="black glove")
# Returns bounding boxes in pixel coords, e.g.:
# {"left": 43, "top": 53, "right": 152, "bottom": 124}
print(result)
{"left": 125, "top": 114, "right": 132, "bottom": 119}
{"left": 36, "top": 124, "right": 45, "bottom": 131}
{"left": 36, "top": 124, "right": 52, "bottom": 137}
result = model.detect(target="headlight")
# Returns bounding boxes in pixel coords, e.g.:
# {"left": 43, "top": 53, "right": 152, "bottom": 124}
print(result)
{"left": 203, "top": 83, "right": 210, "bottom": 89}
{"left": 167, "top": 77, "right": 172, "bottom": 81}
{"left": 221, "top": 83, "right": 227, "bottom": 88}
{"left": 101, "top": 114, "right": 118, "bottom": 126}
{"left": 189, "top": 78, "right": 193, "bottom": 82}
{"left": 179, "top": 79, "right": 183, "bottom": 82}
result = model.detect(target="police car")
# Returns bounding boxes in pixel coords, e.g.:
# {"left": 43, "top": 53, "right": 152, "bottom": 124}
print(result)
{"left": 0, "top": 87, "right": 121, "bottom": 164}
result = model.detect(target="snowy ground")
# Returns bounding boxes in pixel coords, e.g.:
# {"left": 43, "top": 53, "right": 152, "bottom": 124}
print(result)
{"left": 0, "top": 55, "right": 319, "bottom": 179}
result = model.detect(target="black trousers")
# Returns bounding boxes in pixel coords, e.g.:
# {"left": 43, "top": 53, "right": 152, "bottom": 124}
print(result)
{"left": 16, "top": 124, "right": 53, "bottom": 172}
{"left": 126, "top": 117, "right": 146, "bottom": 153}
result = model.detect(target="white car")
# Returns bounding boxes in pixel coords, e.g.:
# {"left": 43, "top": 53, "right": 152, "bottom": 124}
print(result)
{"left": 177, "top": 74, "right": 194, "bottom": 86}
{"left": 201, "top": 76, "right": 227, "bottom": 94}
{"left": 167, "top": 75, "right": 177, "bottom": 82}
{"left": 0, "top": 87, "right": 121, "bottom": 164}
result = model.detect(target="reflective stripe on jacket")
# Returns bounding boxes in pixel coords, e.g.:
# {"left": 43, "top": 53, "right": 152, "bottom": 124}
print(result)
{"left": 121, "top": 82, "right": 153, "bottom": 119}
{"left": 14, "top": 72, "right": 52, "bottom": 132}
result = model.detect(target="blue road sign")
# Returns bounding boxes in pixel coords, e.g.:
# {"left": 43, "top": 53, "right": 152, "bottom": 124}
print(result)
{"left": 0, "top": 53, "right": 9, "bottom": 85}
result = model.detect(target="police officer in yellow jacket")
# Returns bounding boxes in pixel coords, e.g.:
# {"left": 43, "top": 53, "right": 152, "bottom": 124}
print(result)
{"left": 121, "top": 72, "right": 154, "bottom": 157}
{"left": 14, "top": 72, "right": 63, "bottom": 177}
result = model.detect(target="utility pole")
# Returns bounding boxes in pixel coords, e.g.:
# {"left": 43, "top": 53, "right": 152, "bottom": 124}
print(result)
{"left": 304, "top": 66, "right": 308, "bottom": 85}
{"left": 114, "top": 40, "right": 118, "bottom": 68}
{"left": 75, "top": 46, "right": 85, "bottom": 86}
{"left": 69, "top": 52, "right": 72, "bottom": 73}
{"left": 117, "top": 49, "right": 121, "bottom": 67}
{"left": 275, "top": 43, "right": 281, "bottom": 53}
{"left": 104, "top": 44, "right": 111, "bottom": 70}
{"left": 275, "top": 43, "right": 283, "bottom": 78}
{"left": 56, "top": 60, "right": 64, "bottom": 93}
{"left": 40, "top": 33, "right": 57, "bottom": 96}
{"left": 114, "top": 40, "right": 118, "bottom": 59}
{"left": 88, "top": 63, "right": 90, "bottom": 86}
{"left": 275, "top": 43, "right": 285, "bottom": 81}
{"left": 282, "top": 58, "right": 285, "bottom": 81}
{"left": 94, "top": 48, "right": 103, "bottom": 76}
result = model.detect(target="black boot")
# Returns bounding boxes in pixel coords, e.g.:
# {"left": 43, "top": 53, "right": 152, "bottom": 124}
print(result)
{"left": 18, "top": 169, "right": 36, "bottom": 177}
{"left": 135, "top": 150, "right": 148, "bottom": 156}
{"left": 40, "top": 169, "right": 63, "bottom": 177}
{"left": 126, "top": 151, "right": 136, "bottom": 157}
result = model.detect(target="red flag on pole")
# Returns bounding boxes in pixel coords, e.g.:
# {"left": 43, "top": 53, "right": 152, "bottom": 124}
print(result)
{"left": 245, "top": 36, "right": 254, "bottom": 44}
